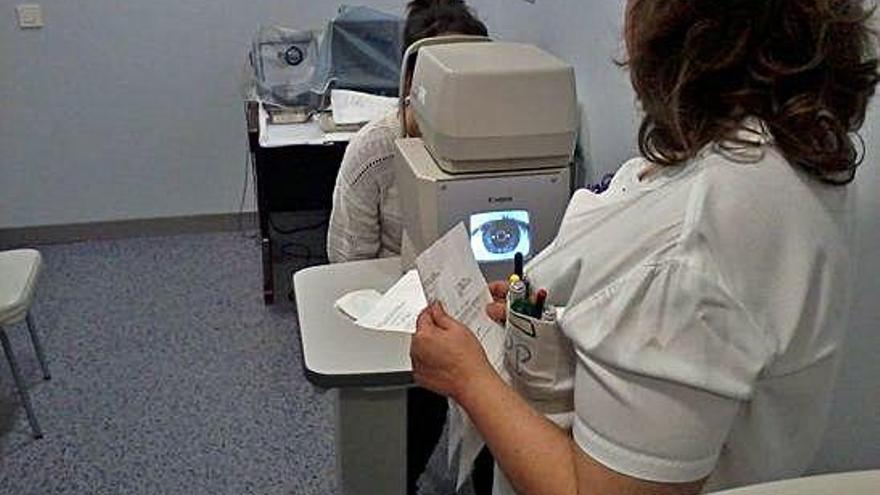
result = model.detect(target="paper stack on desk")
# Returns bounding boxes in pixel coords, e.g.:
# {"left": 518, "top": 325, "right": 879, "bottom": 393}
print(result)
{"left": 330, "top": 89, "right": 398, "bottom": 125}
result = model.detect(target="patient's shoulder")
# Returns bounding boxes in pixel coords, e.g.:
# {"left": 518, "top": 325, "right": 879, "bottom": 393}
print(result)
{"left": 338, "top": 112, "right": 400, "bottom": 185}
{"left": 347, "top": 112, "right": 399, "bottom": 156}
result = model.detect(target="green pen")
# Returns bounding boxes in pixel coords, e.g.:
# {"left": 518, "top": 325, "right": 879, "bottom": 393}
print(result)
{"left": 509, "top": 280, "right": 533, "bottom": 315}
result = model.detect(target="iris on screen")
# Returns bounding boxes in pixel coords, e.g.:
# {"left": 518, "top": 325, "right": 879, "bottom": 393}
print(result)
{"left": 469, "top": 211, "right": 532, "bottom": 262}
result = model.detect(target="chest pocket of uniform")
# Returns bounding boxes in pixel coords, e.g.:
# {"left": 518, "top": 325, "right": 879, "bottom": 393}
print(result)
{"left": 504, "top": 299, "right": 576, "bottom": 415}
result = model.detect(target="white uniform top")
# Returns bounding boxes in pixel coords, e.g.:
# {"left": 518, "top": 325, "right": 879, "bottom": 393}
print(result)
{"left": 327, "top": 112, "right": 402, "bottom": 263}
{"left": 524, "top": 129, "right": 854, "bottom": 492}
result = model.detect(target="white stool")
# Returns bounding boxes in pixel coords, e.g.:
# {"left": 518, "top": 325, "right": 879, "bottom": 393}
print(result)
{"left": 0, "top": 249, "right": 51, "bottom": 439}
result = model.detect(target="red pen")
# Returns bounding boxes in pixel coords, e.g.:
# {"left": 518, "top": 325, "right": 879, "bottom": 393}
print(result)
{"left": 533, "top": 289, "right": 547, "bottom": 318}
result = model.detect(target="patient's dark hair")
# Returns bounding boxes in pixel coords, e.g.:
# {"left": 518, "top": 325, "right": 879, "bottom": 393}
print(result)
{"left": 404, "top": 0, "right": 488, "bottom": 49}
{"left": 625, "top": 0, "right": 879, "bottom": 184}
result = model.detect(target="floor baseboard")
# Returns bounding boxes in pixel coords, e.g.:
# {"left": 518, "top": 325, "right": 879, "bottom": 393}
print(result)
{"left": 0, "top": 213, "right": 258, "bottom": 249}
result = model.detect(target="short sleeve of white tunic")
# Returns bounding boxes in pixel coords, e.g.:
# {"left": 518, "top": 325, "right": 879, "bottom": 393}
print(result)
{"left": 525, "top": 143, "right": 854, "bottom": 490}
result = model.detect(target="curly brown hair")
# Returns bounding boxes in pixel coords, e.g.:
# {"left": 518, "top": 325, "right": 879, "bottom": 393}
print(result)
{"left": 625, "top": 0, "right": 879, "bottom": 184}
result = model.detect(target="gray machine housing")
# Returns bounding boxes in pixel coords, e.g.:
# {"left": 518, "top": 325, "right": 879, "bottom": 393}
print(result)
{"left": 410, "top": 42, "right": 577, "bottom": 173}
{"left": 396, "top": 139, "right": 571, "bottom": 282}
{"left": 396, "top": 41, "right": 578, "bottom": 280}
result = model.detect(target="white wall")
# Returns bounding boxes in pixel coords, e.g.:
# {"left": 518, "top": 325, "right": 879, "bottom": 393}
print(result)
{"left": 814, "top": 110, "right": 880, "bottom": 471}
{"left": 470, "top": 0, "right": 639, "bottom": 181}
{"left": 0, "top": 0, "right": 404, "bottom": 229}
{"left": 470, "top": 0, "right": 880, "bottom": 473}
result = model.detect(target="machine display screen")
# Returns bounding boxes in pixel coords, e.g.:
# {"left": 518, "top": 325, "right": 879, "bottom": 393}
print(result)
{"left": 469, "top": 210, "right": 532, "bottom": 262}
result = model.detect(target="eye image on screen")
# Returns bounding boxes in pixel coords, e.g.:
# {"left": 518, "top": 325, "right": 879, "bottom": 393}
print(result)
{"left": 469, "top": 210, "right": 531, "bottom": 262}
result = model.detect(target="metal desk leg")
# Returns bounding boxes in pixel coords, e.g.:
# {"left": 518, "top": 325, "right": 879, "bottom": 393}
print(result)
{"left": 260, "top": 237, "right": 274, "bottom": 305}
{"left": 336, "top": 387, "right": 407, "bottom": 495}
{"left": 252, "top": 143, "right": 275, "bottom": 305}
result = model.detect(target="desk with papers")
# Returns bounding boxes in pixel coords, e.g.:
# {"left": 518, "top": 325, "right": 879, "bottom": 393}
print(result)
{"left": 246, "top": 101, "right": 351, "bottom": 304}
{"left": 246, "top": 89, "right": 398, "bottom": 304}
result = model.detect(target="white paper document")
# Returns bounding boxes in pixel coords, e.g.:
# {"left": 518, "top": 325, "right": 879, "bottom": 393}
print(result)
{"left": 334, "top": 289, "right": 383, "bottom": 321}
{"left": 415, "top": 224, "right": 505, "bottom": 356}
{"left": 355, "top": 269, "right": 426, "bottom": 334}
{"left": 414, "top": 223, "right": 506, "bottom": 488}
{"left": 330, "top": 89, "right": 398, "bottom": 125}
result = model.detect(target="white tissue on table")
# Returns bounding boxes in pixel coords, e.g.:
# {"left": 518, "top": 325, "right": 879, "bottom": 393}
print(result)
{"left": 355, "top": 269, "right": 426, "bottom": 334}
{"left": 334, "top": 289, "right": 383, "bottom": 321}
{"left": 334, "top": 269, "right": 427, "bottom": 334}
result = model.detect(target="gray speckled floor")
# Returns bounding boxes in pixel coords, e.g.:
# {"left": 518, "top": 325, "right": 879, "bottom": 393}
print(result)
{"left": 0, "top": 228, "right": 466, "bottom": 495}
{"left": 0, "top": 230, "right": 337, "bottom": 495}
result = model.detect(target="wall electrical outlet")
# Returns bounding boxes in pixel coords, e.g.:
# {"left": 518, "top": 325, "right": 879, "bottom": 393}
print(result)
{"left": 16, "top": 4, "right": 44, "bottom": 29}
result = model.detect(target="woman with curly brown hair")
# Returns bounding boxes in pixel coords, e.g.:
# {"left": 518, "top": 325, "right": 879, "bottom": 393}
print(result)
{"left": 410, "top": 1, "right": 879, "bottom": 494}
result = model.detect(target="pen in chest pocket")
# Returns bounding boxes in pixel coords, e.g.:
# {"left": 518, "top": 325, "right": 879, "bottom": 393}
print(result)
{"left": 541, "top": 305, "right": 557, "bottom": 323}
{"left": 533, "top": 289, "right": 547, "bottom": 318}
{"left": 509, "top": 279, "right": 530, "bottom": 315}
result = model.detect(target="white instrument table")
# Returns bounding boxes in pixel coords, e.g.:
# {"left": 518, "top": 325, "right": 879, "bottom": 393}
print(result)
{"left": 294, "top": 257, "right": 412, "bottom": 386}
{"left": 293, "top": 257, "right": 413, "bottom": 495}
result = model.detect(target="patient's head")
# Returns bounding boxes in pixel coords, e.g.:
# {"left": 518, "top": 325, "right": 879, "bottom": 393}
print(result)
{"left": 402, "top": 0, "right": 489, "bottom": 137}
{"left": 404, "top": 0, "right": 488, "bottom": 48}
{"left": 624, "top": 0, "right": 879, "bottom": 184}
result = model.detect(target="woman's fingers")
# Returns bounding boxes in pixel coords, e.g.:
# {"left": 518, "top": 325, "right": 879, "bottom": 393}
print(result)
{"left": 416, "top": 305, "right": 436, "bottom": 333}
{"left": 429, "top": 302, "right": 459, "bottom": 329}
{"left": 486, "top": 301, "right": 507, "bottom": 323}
{"left": 488, "top": 281, "right": 509, "bottom": 301}
{"left": 412, "top": 309, "right": 434, "bottom": 367}
{"left": 487, "top": 281, "right": 509, "bottom": 322}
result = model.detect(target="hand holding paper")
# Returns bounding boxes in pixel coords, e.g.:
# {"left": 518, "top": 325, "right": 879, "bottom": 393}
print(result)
{"left": 411, "top": 302, "right": 492, "bottom": 398}
{"left": 415, "top": 223, "right": 505, "bottom": 360}
{"left": 413, "top": 223, "right": 507, "bottom": 487}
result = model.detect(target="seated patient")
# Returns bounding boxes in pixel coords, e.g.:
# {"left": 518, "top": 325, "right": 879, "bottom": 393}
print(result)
{"left": 327, "top": 0, "right": 489, "bottom": 262}
{"left": 327, "top": 3, "right": 494, "bottom": 495}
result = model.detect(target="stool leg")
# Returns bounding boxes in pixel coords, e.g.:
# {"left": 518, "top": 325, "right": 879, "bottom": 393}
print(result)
{"left": 25, "top": 313, "right": 51, "bottom": 380}
{"left": 0, "top": 327, "right": 43, "bottom": 439}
